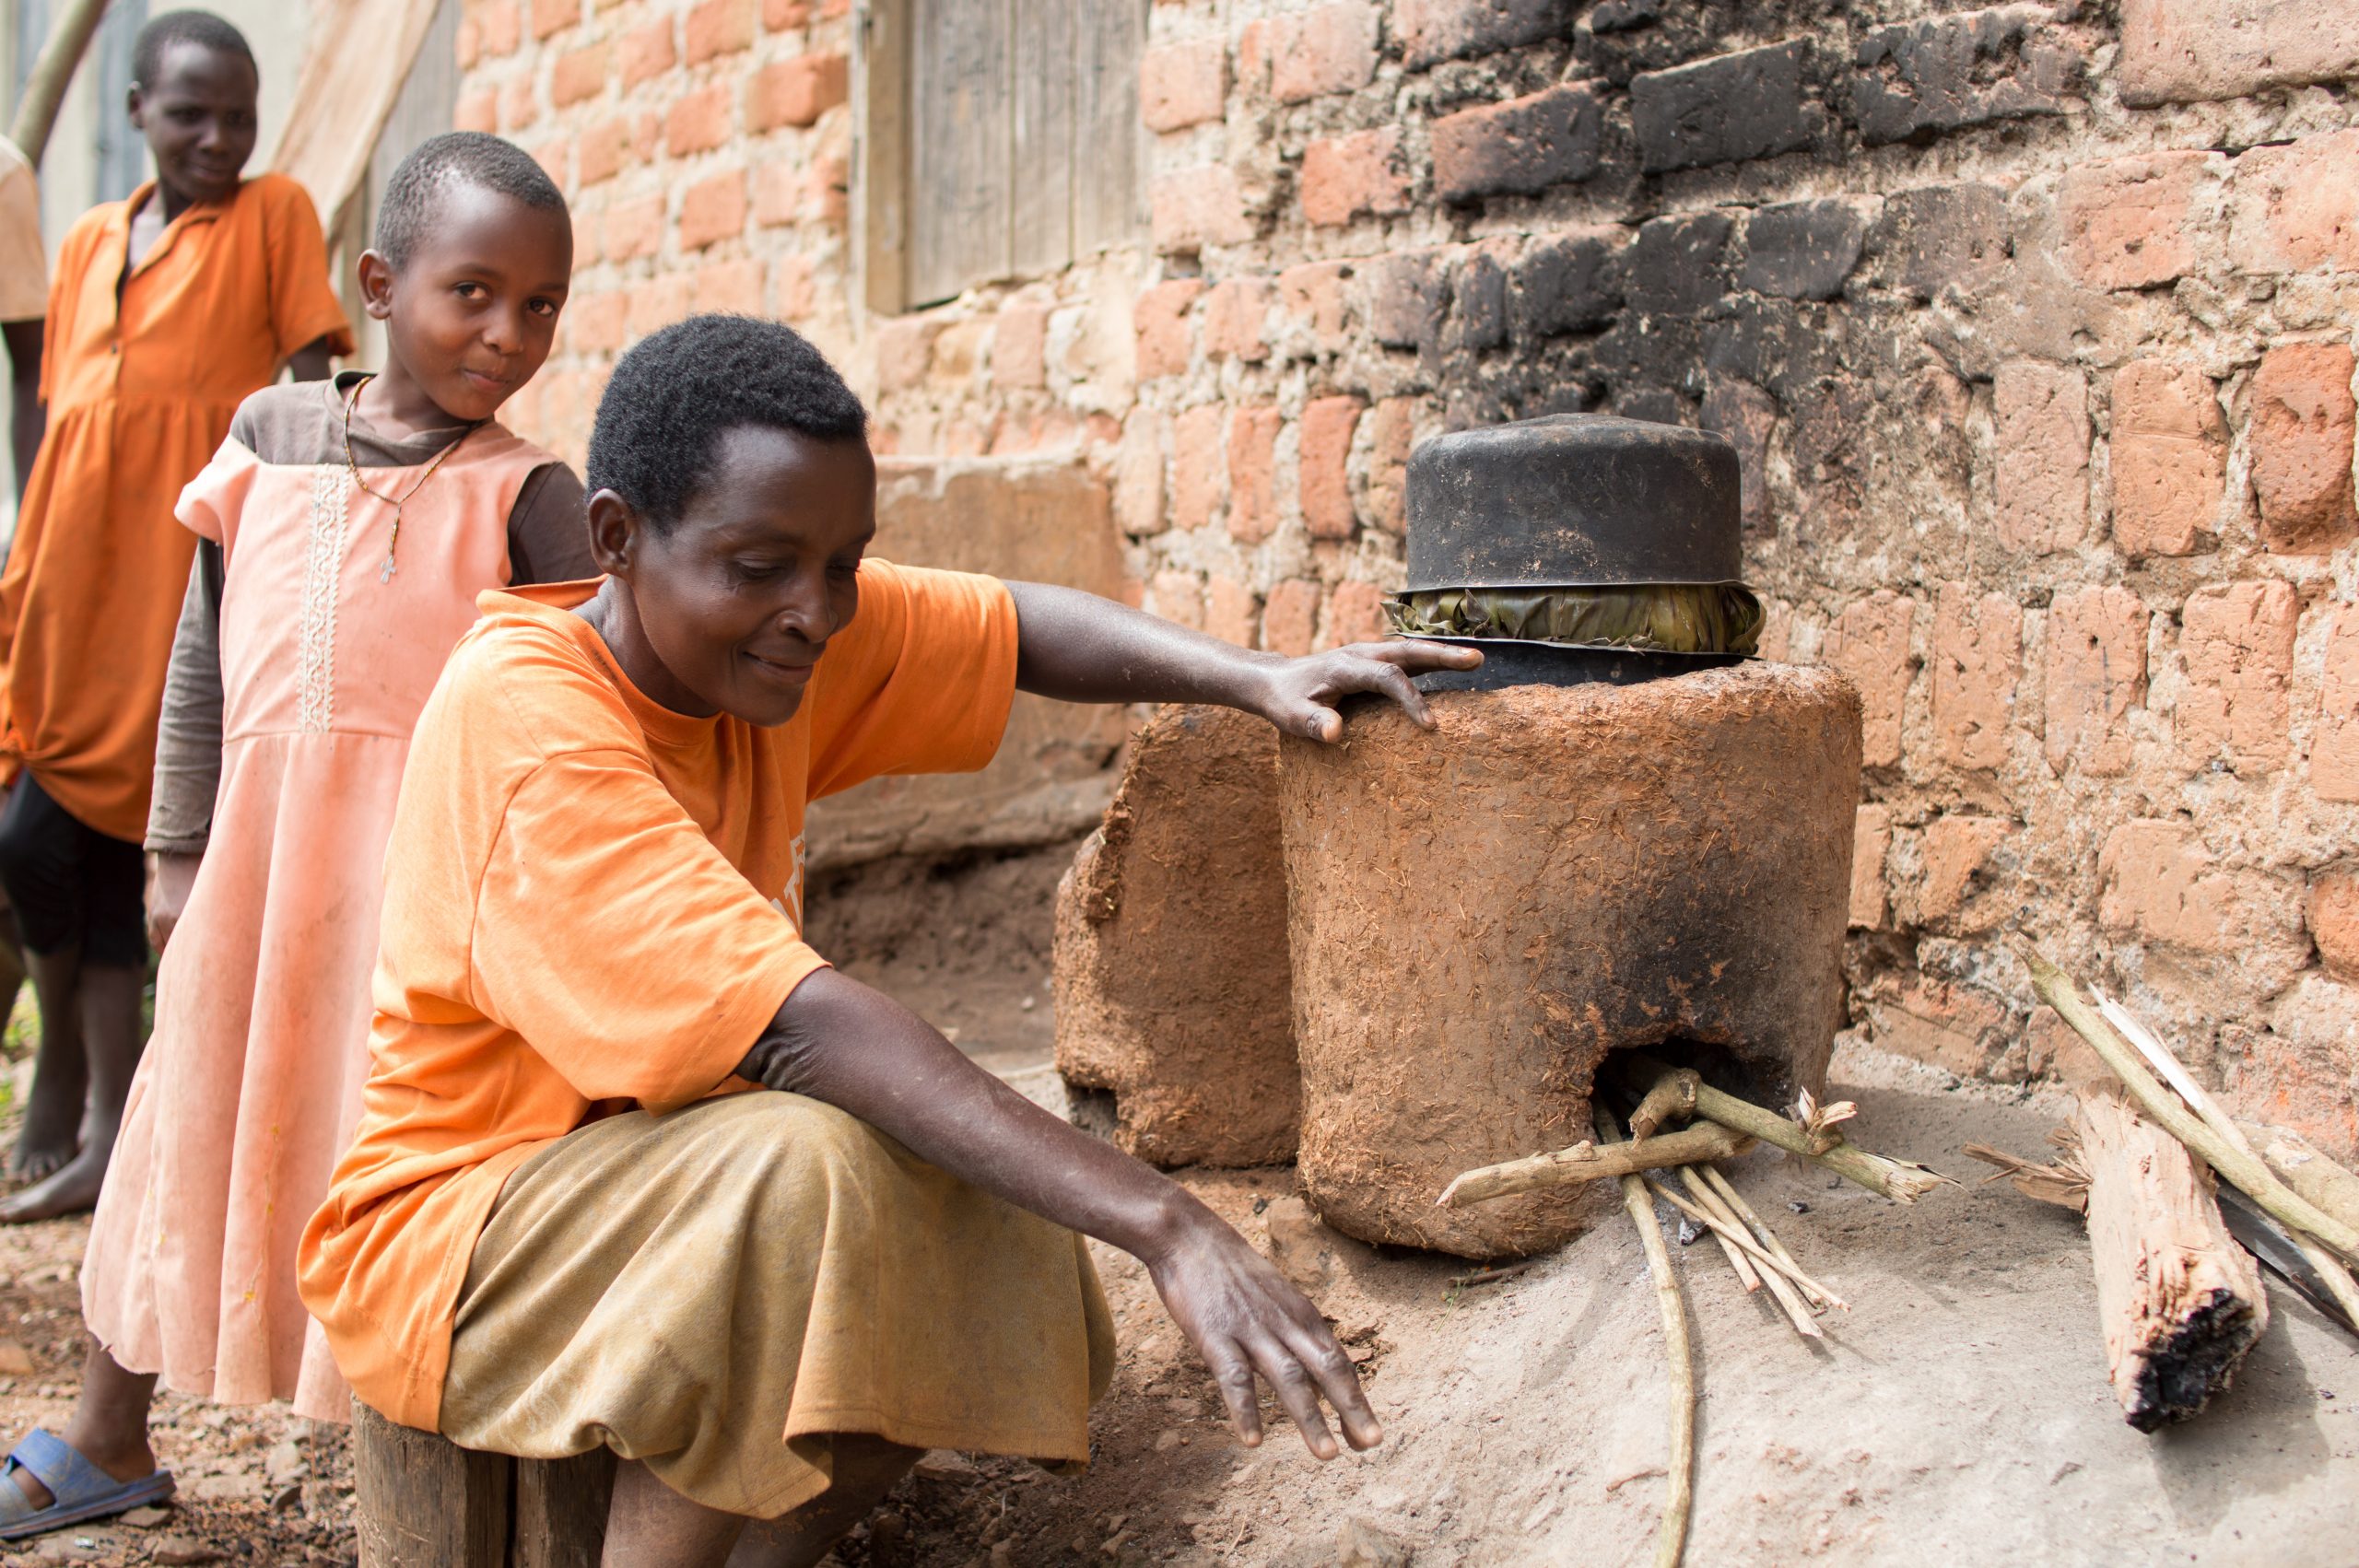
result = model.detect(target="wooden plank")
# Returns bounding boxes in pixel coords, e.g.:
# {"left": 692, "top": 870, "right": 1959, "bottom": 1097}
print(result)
{"left": 353, "top": 1400, "right": 511, "bottom": 1568}
{"left": 1009, "top": 0, "right": 1074, "bottom": 276}
{"left": 1070, "top": 0, "right": 1146, "bottom": 256}
{"left": 855, "top": 0, "right": 910, "bottom": 315}
{"left": 2076, "top": 1083, "right": 2268, "bottom": 1430}
{"left": 907, "top": 0, "right": 1012, "bottom": 304}
{"left": 511, "top": 1450, "right": 617, "bottom": 1568}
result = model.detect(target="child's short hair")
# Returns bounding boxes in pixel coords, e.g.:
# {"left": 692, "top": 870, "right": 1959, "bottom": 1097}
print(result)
{"left": 133, "top": 8, "right": 255, "bottom": 86}
{"left": 588, "top": 315, "right": 868, "bottom": 531}
{"left": 373, "top": 132, "right": 569, "bottom": 271}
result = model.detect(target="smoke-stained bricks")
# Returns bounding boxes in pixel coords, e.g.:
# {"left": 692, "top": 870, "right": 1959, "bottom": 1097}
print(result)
{"left": 1632, "top": 40, "right": 1821, "bottom": 174}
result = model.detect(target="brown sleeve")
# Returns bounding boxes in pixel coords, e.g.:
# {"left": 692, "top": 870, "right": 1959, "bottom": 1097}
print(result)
{"left": 147, "top": 542, "right": 227, "bottom": 854}
{"left": 505, "top": 462, "right": 594, "bottom": 587}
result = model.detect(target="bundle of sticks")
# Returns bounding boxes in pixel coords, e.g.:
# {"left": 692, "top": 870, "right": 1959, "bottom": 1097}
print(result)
{"left": 1437, "top": 1056, "right": 1950, "bottom": 1566}
{"left": 1966, "top": 951, "right": 2359, "bottom": 1433}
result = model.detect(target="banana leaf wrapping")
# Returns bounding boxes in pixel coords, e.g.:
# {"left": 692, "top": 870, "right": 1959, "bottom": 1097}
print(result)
{"left": 1387, "top": 584, "right": 1765, "bottom": 654}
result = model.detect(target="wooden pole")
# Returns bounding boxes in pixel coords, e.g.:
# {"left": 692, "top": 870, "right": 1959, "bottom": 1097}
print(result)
{"left": 9, "top": 0, "right": 112, "bottom": 169}
{"left": 1436, "top": 1121, "right": 1753, "bottom": 1208}
{"left": 2073, "top": 1083, "right": 2268, "bottom": 1430}
{"left": 1596, "top": 1106, "right": 1692, "bottom": 1568}
{"left": 2020, "top": 951, "right": 2359, "bottom": 1262}
{"left": 2240, "top": 1122, "right": 2359, "bottom": 1241}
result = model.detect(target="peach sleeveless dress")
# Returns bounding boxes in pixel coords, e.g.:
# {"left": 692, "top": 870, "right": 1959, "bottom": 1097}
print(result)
{"left": 82, "top": 415, "right": 561, "bottom": 1422}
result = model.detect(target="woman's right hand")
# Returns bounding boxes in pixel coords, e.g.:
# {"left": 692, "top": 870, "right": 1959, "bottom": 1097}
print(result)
{"left": 1144, "top": 1210, "right": 1383, "bottom": 1459}
{"left": 144, "top": 850, "right": 202, "bottom": 952}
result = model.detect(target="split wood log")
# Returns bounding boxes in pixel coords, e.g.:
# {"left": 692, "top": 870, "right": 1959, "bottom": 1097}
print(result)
{"left": 8, "top": 0, "right": 111, "bottom": 168}
{"left": 1435, "top": 1121, "right": 1752, "bottom": 1209}
{"left": 2074, "top": 1084, "right": 2267, "bottom": 1431}
{"left": 1619, "top": 1055, "right": 1954, "bottom": 1203}
{"left": 2020, "top": 952, "right": 2359, "bottom": 1262}
{"left": 2094, "top": 993, "right": 2359, "bottom": 1336}
{"left": 1596, "top": 1106, "right": 1692, "bottom": 1568}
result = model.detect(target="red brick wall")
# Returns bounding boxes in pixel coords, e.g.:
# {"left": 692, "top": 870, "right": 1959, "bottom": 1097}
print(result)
{"left": 459, "top": 0, "right": 2359, "bottom": 1155}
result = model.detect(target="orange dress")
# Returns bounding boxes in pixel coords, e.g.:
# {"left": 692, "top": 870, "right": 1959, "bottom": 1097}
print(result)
{"left": 80, "top": 412, "right": 563, "bottom": 1422}
{"left": 298, "top": 564, "right": 1022, "bottom": 1431}
{"left": 0, "top": 173, "right": 351, "bottom": 841}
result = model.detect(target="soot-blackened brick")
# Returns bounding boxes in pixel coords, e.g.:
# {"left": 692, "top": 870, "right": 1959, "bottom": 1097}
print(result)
{"left": 1851, "top": 6, "right": 2078, "bottom": 146}
{"left": 1632, "top": 38, "right": 1821, "bottom": 173}
{"left": 1509, "top": 231, "right": 1622, "bottom": 338}
{"left": 1449, "top": 250, "right": 1509, "bottom": 351}
{"left": 1365, "top": 250, "right": 1452, "bottom": 351}
{"left": 1871, "top": 182, "right": 2012, "bottom": 300}
{"left": 1742, "top": 198, "right": 1870, "bottom": 300}
{"left": 1589, "top": 0, "right": 1659, "bottom": 33}
{"left": 1626, "top": 210, "right": 1735, "bottom": 316}
{"left": 1397, "top": 0, "right": 1576, "bottom": 68}
{"left": 1431, "top": 84, "right": 1603, "bottom": 203}
{"left": 1703, "top": 297, "right": 1839, "bottom": 404}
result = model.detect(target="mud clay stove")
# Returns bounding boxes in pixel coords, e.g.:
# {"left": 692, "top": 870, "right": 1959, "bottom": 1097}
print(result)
{"left": 1058, "top": 415, "right": 1863, "bottom": 1261}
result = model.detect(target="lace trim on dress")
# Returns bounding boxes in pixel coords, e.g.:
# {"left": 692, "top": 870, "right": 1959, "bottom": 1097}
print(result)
{"left": 297, "top": 464, "right": 351, "bottom": 735}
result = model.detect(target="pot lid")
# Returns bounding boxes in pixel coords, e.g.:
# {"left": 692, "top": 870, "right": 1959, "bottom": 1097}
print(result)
{"left": 1402, "top": 414, "right": 1744, "bottom": 591}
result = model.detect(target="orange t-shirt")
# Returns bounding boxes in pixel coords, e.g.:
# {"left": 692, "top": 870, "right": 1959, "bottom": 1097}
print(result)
{"left": 298, "top": 562, "right": 1019, "bottom": 1431}
{"left": 0, "top": 173, "right": 353, "bottom": 840}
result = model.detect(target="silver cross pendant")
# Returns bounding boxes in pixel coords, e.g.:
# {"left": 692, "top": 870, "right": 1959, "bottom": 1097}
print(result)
{"left": 380, "top": 552, "right": 398, "bottom": 584}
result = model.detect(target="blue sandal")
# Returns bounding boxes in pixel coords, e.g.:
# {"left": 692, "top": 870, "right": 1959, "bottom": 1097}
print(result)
{"left": 0, "top": 1429, "right": 175, "bottom": 1539}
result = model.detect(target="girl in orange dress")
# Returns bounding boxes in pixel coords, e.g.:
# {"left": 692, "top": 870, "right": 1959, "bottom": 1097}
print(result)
{"left": 0, "top": 12, "right": 353, "bottom": 1218}
{"left": 0, "top": 131, "right": 583, "bottom": 1539}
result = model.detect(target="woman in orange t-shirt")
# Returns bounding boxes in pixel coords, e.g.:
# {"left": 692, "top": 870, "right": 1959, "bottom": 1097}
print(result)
{"left": 300, "top": 315, "right": 1481, "bottom": 1564}
{"left": 0, "top": 12, "right": 349, "bottom": 1210}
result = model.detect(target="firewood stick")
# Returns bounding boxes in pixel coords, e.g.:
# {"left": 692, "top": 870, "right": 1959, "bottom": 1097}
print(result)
{"left": 1630, "top": 1069, "right": 1701, "bottom": 1140}
{"left": 2020, "top": 951, "right": 2359, "bottom": 1263}
{"left": 1689, "top": 1164, "right": 1822, "bottom": 1338}
{"left": 2073, "top": 1082, "right": 2268, "bottom": 1430}
{"left": 1436, "top": 1122, "right": 1753, "bottom": 1208}
{"left": 2239, "top": 1123, "right": 2359, "bottom": 1238}
{"left": 1640, "top": 1180, "right": 1850, "bottom": 1311}
{"left": 1596, "top": 1106, "right": 1692, "bottom": 1568}
{"left": 2094, "top": 994, "right": 2359, "bottom": 1335}
{"left": 1676, "top": 1165, "right": 1761, "bottom": 1291}
{"left": 1621, "top": 1055, "right": 1954, "bottom": 1203}
{"left": 1700, "top": 1164, "right": 1832, "bottom": 1315}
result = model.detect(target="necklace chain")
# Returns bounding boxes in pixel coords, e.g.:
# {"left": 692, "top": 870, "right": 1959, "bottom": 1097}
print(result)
{"left": 339, "top": 374, "right": 481, "bottom": 583}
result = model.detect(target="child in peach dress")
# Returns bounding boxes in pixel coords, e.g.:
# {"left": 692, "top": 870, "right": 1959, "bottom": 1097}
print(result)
{"left": 0, "top": 132, "right": 585, "bottom": 1539}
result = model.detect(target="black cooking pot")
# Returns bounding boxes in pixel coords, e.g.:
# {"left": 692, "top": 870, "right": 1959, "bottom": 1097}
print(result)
{"left": 1396, "top": 414, "right": 1751, "bottom": 692}
{"left": 1402, "top": 413, "right": 1743, "bottom": 592}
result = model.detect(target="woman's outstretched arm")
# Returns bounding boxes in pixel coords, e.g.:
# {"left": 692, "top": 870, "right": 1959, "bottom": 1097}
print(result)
{"left": 1003, "top": 579, "right": 1480, "bottom": 741}
{"left": 737, "top": 966, "right": 1381, "bottom": 1459}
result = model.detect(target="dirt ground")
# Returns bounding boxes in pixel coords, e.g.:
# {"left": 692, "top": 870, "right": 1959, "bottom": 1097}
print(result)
{"left": 0, "top": 842, "right": 2353, "bottom": 1565}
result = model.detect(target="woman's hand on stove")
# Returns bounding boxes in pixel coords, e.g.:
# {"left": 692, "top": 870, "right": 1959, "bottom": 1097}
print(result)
{"left": 1254, "top": 639, "right": 1483, "bottom": 743}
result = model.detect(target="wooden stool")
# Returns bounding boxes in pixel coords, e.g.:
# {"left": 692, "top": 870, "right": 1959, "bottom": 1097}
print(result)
{"left": 353, "top": 1402, "right": 616, "bottom": 1567}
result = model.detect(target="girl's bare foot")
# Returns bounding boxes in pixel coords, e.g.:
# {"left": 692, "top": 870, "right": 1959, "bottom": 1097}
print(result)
{"left": 9, "top": 947, "right": 88, "bottom": 1184}
{"left": 0, "top": 1142, "right": 110, "bottom": 1224}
